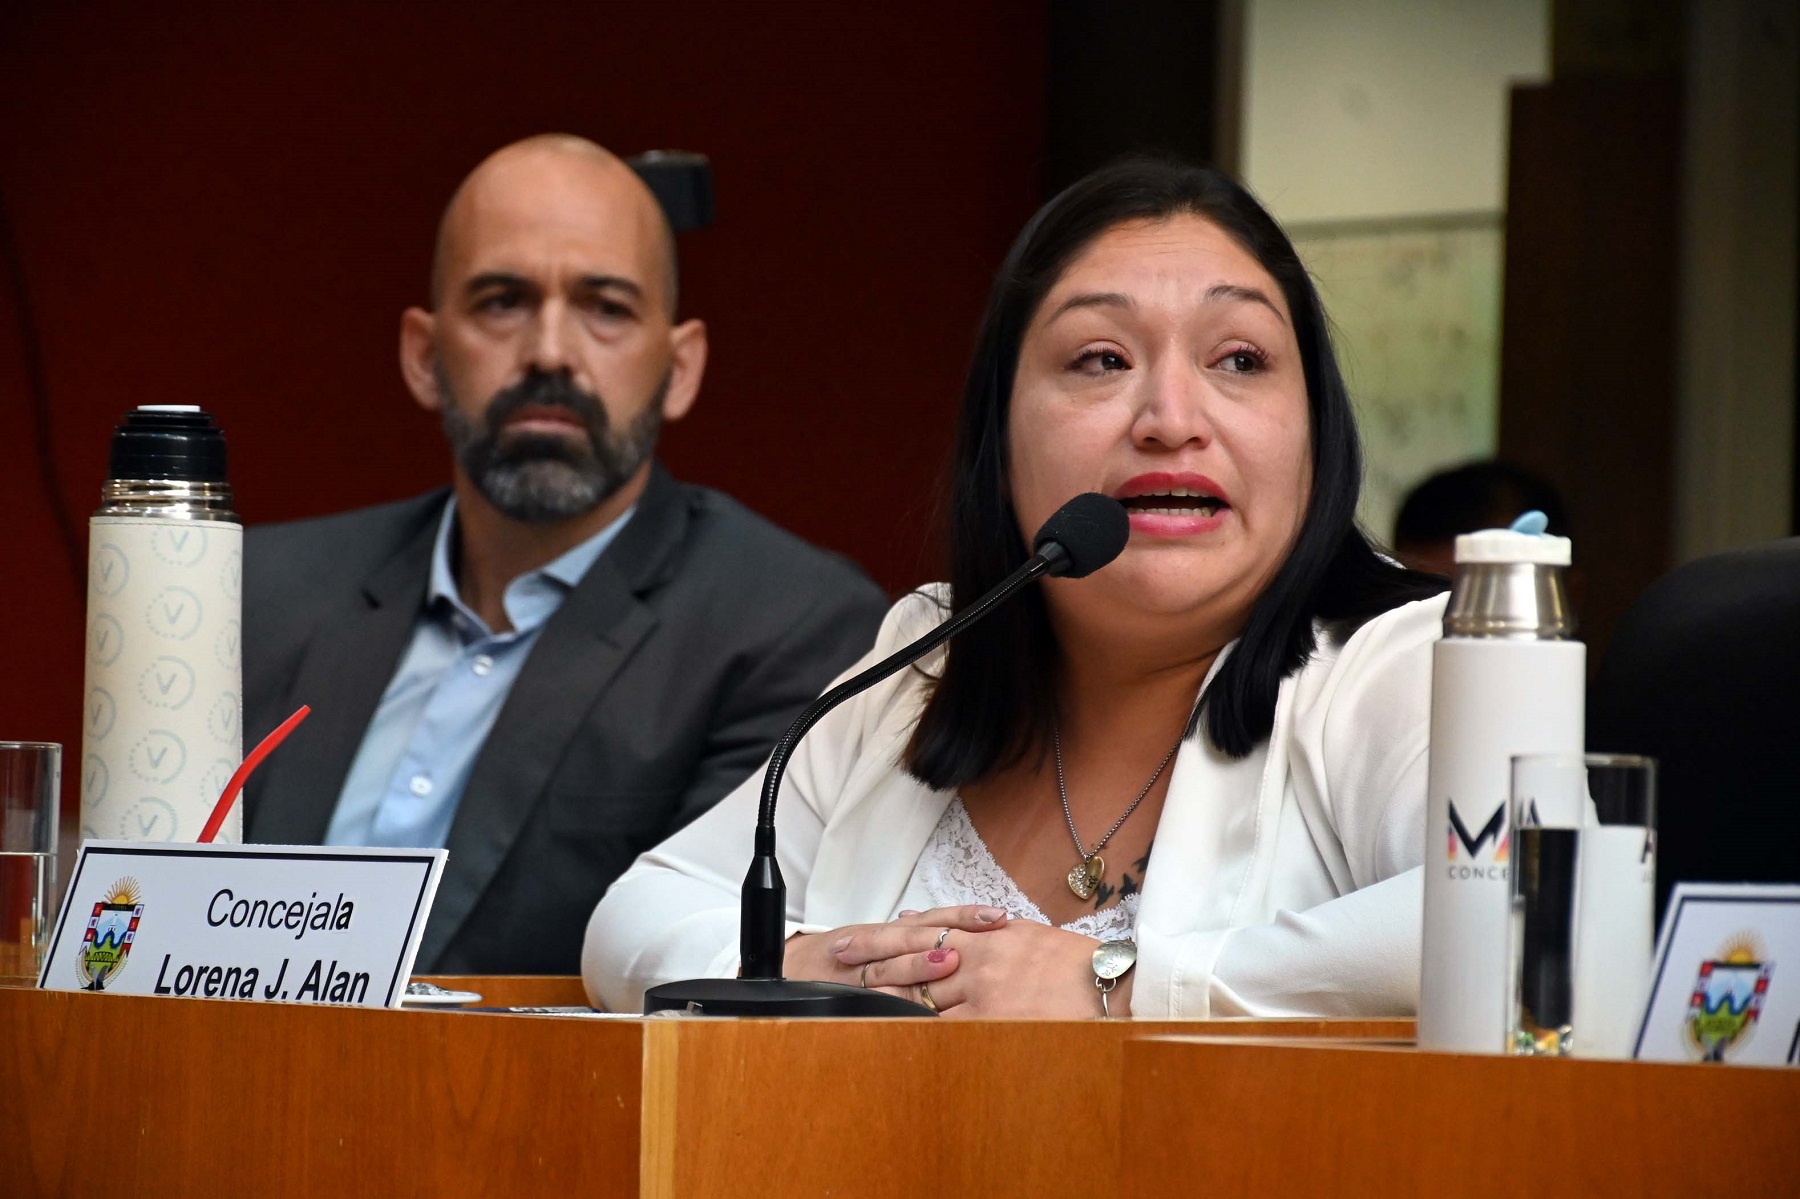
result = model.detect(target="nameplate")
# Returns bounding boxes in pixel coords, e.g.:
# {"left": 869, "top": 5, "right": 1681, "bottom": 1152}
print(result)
{"left": 1634, "top": 882, "right": 1800, "bottom": 1066}
{"left": 38, "top": 841, "right": 446, "bottom": 1009}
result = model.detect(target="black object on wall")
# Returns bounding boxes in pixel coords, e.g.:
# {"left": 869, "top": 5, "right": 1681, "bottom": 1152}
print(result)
{"left": 627, "top": 151, "right": 715, "bottom": 233}
{"left": 1043, "top": 0, "right": 1224, "bottom": 196}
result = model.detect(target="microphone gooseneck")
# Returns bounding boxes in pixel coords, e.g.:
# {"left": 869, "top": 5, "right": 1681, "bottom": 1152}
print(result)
{"left": 740, "top": 551, "right": 1049, "bottom": 978}
{"left": 647, "top": 493, "right": 1129, "bottom": 1016}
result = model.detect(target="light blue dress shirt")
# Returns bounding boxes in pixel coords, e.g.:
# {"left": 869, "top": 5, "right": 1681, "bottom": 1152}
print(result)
{"left": 324, "top": 498, "right": 632, "bottom": 849}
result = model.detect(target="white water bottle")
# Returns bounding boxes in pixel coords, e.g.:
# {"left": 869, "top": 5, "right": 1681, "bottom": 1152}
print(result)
{"left": 1418, "top": 525, "right": 1583, "bottom": 1053}
{"left": 80, "top": 406, "right": 243, "bottom": 846}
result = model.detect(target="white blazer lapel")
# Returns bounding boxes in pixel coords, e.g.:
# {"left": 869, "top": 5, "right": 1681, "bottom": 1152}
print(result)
{"left": 1139, "top": 732, "right": 1270, "bottom": 935}
{"left": 1137, "top": 645, "right": 1292, "bottom": 936}
{"left": 806, "top": 723, "right": 953, "bottom": 929}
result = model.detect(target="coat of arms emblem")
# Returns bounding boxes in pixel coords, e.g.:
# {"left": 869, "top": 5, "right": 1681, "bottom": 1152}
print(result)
{"left": 78, "top": 878, "right": 144, "bottom": 991}
{"left": 1686, "top": 932, "right": 1773, "bottom": 1062}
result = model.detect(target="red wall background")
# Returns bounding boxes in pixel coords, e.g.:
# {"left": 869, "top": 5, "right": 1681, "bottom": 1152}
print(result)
{"left": 0, "top": 2, "right": 1048, "bottom": 807}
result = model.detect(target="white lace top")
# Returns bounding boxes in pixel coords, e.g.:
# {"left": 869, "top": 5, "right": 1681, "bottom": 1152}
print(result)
{"left": 899, "top": 797, "right": 1139, "bottom": 942}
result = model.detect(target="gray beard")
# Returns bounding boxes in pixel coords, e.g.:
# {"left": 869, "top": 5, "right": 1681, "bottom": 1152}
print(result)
{"left": 437, "top": 367, "right": 666, "bottom": 524}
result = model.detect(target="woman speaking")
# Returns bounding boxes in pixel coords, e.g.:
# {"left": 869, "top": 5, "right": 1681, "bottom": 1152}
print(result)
{"left": 583, "top": 159, "right": 1446, "bottom": 1018}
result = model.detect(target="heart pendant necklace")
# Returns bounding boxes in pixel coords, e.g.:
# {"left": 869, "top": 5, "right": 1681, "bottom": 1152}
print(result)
{"left": 1056, "top": 726, "right": 1182, "bottom": 900}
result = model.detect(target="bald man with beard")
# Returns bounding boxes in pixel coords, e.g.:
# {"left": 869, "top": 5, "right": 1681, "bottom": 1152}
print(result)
{"left": 240, "top": 136, "right": 887, "bottom": 975}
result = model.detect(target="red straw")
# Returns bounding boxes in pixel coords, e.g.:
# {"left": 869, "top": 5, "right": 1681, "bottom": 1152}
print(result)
{"left": 198, "top": 705, "right": 312, "bottom": 844}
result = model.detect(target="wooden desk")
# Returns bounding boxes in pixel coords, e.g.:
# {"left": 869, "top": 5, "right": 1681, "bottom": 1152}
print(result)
{"left": 1119, "top": 1036, "right": 1800, "bottom": 1197}
{"left": 632, "top": 1014, "right": 1401, "bottom": 1198}
{"left": 2, "top": 982, "right": 1402, "bottom": 1197}
{"left": 4, "top": 982, "right": 644, "bottom": 1197}
{"left": 415, "top": 974, "right": 589, "bottom": 1006}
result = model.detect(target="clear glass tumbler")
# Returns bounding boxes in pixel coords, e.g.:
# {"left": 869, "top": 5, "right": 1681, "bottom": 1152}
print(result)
{"left": 0, "top": 741, "right": 61, "bottom": 986}
{"left": 1508, "top": 752, "right": 1656, "bottom": 1058}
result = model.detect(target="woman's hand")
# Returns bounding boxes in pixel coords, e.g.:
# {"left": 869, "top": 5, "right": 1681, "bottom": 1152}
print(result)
{"left": 784, "top": 905, "right": 1010, "bottom": 999}
{"left": 908, "top": 921, "right": 1122, "bottom": 1018}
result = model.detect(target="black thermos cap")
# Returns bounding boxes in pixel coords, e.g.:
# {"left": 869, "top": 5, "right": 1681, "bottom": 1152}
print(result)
{"left": 107, "top": 406, "right": 229, "bottom": 483}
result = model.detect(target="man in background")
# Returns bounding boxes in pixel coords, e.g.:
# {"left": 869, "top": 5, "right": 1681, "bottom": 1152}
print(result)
{"left": 1392, "top": 460, "right": 1572, "bottom": 578}
{"left": 242, "top": 135, "right": 887, "bottom": 974}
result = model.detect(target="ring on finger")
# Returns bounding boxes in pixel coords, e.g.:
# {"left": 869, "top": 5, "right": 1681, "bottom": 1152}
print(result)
{"left": 935, "top": 928, "right": 951, "bottom": 950}
{"left": 859, "top": 962, "right": 872, "bottom": 988}
{"left": 919, "top": 982, "right": 940, "bottom": 1013}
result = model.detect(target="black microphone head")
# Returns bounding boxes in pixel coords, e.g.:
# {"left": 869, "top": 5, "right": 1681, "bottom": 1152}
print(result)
{"left": 1032, "top": 493, "right": 1130, "bottom": 578}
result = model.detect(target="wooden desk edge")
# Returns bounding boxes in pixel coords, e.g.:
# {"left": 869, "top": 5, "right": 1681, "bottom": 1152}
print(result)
{"left": 1130, "top": 1031, "right": 1800, "bottom": 1073}
{"left": 415, "top": 974, "right": 591, "bottom": 1007}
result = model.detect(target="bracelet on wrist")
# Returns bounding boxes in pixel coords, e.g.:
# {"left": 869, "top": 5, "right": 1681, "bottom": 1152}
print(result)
{"left": 1090, "top": 938, "right": 1136, "bottom": 1018}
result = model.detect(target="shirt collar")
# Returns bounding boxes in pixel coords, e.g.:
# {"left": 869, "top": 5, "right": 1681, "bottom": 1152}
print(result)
{"left": 427, "top": 496, "right": 634, "bottom": 635}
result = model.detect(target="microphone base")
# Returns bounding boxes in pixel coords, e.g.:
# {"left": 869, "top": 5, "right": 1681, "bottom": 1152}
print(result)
{"left": 643, "top": 977, "right": 936, "bottom": 1018}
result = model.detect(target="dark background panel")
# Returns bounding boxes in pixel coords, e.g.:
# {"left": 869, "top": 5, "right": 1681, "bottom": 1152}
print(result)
{"left": 1498, "top": 78, "right": 1681, "bottom": 670}
{"left": 0, "top": 1, "right": 1050, "bottom": 772}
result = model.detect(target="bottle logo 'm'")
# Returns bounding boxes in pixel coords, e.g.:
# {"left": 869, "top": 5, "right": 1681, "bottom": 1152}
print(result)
{"left": 1446, "top": 800, "right": 1509, "bottom": 862}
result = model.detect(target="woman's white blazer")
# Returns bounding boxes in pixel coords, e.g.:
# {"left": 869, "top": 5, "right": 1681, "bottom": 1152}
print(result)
{"left": 584, "top": 587, "right": 1447, "bottom": 1017}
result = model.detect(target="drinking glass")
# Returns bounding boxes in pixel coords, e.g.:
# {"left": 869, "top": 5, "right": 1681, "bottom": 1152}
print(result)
{"left": 1508, "top": 752, "right": 1656, "bottom": 1058}
{"left": 0, "top": 742, "right": 61, "bottom": 986}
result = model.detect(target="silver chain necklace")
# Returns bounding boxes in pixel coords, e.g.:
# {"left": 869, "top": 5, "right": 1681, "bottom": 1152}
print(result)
{"left": 1055, "top": 726, "right": 1182, "bottom": 900}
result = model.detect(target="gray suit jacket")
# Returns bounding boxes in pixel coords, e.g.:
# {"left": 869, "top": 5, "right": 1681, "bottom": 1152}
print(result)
{"left": 241, "top": 465, "right": 889, "bottom": 973}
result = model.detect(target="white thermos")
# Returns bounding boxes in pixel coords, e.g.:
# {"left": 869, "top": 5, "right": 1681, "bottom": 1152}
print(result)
{"left": 80, "top": 406, "right": 243, "bottom": 845}
{"left": 1418, "top": 526, "right": 1583, "bottom": 1053}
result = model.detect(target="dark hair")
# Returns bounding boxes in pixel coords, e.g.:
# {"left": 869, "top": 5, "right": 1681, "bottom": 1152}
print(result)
{"left": 1394, "top": 460, "right": 1572, "bottom": 547}
{"left": 904, "top": 157, "right": 1445, "bottom": 785}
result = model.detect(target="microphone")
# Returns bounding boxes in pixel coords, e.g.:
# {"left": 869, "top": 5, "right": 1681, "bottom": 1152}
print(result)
{"left": 643, "top": 493, "right": 1130, "bottom": 1016}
